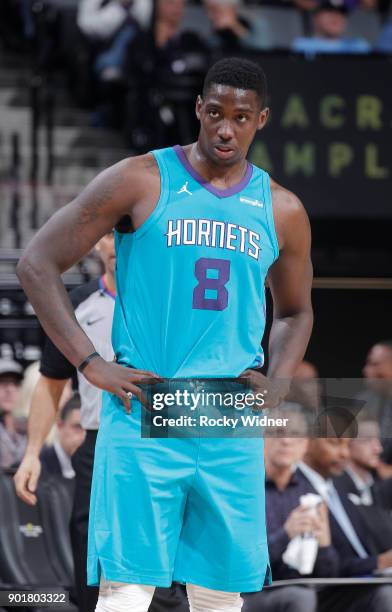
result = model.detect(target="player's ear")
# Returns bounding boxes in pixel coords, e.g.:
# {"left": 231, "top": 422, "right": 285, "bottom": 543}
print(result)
{"left": 257, "top": 107, "right": 269, "bottom": 131}
{"left": 195, "top": 95, "right": 203, "bottom": 120}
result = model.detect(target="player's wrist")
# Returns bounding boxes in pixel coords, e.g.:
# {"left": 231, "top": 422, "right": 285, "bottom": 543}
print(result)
{"left": 78, "top": 351, "right": 102, "bottom": 373}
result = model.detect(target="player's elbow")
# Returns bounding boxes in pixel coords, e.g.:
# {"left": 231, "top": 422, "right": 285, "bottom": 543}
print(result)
{"left": 17, "top": 250, "right": 48, "bottom": 291}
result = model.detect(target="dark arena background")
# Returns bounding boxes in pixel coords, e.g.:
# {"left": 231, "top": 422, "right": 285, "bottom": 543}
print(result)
{"left": 1, "top": 0, "right": 392, "bottom": 611}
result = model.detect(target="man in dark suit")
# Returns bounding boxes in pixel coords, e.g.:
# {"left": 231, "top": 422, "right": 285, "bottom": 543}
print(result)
{"left": 40, "top": 395, "right": 84, "bottom": 479}
{"left": 334, "top": 415, "right": 392, "bottom": 552}
{"left": 298, "top": 437, "right": 392, "bottom": 612}
{"left": 362, "top": 340, "right": 392, "bottom": 478}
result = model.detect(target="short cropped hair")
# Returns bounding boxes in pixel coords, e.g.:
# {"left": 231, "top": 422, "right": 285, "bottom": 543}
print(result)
{"left": 60, "top": 393, "right": 81, "bottom": 422}
{"left": 202, "top": 57, "right": 267, "bottom": 108}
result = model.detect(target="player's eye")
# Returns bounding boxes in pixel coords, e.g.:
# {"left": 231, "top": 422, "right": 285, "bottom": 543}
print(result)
{"left": 237, "top": 115, "right": 248, "bottom": 123}
{"left": 208, "top": 110, "right": 219, "bottom": 119}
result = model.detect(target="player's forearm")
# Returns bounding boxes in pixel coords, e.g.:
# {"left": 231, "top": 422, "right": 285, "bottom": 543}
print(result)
{"left": 25, "top": 376, "right": 68, "bottom": 456}
{"left": 17, "top": 257, "right": 95, "bottom": 367}
{"left": 267, "top": 308, "right": 313, "bottom": 378}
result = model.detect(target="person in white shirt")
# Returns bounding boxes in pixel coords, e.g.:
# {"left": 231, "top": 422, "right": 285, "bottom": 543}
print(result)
{"left": 78, "top": 0, "right": 152, "bottom": 41}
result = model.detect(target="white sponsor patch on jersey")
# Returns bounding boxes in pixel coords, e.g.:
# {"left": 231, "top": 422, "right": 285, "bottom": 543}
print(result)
{"left": 240, "top": 196, "right": 263, "bottom": 208}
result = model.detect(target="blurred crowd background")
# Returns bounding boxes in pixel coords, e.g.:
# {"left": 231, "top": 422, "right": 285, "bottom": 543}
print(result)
{"left": 0, "top": 0, "right": 392, "bottom": 611}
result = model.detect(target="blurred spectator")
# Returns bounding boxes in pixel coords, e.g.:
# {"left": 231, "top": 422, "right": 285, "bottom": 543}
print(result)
{"left": 203, "top": 0, "right": 272, "bottom": 51}
{"left": 334, "top": 415, "right": 392, "bottom": 551}
{"left": 77, "top": 0, "right": 153, "bottom": 127}
{"left": 292, "top": 0, "right": 371, "bottom": 55}
{"left": 288, "top": 360, "right": 321, "bottom": 410}
{"left": 344, "top": 415, "right": 382, "bottom": 503}
{"left": 78, "top": 0, "right": 152, "bottom": 38}
{"left": 0, "top": 359, "right": 26, "bottom": 469}
{"left": 77, "top": 0, "right": 152, "bottom": 82}
{"left": 40, "top": 394, "right": 85, "bottom": 479}
{"left": 299, "top": 438, "right": 392, "bottom": 611}
{"left": 362, "top": 340, "right": 392, "bottom": 478}
{"left": 125, "top": 0, "right": 207, "bottom": 150}
{"left": 243, "top": 405, "right": 334, "bottom": 612}
{"left": 376, "top": 17, "right": 392, "bottom": 52}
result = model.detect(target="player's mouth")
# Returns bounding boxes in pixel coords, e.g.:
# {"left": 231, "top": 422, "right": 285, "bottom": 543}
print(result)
{"left": 214, "top": 145, "right": 235, "bottom": 159}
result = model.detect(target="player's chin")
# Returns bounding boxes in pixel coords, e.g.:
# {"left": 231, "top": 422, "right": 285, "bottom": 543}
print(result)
{"left": 212, "top": 146, "right": 240, "bottom": 165}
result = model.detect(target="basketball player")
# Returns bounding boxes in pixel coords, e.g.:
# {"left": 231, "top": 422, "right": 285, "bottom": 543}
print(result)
{"left": 17, "top": 58, "right": 313, "bottom": 611}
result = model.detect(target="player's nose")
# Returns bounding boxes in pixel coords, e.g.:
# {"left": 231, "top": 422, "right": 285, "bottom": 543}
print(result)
{"left": 217, "top": 120, "right": 234, "bottom": 141}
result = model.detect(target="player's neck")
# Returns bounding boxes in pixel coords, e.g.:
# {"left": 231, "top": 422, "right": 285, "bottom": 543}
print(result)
{"left": 188, "top": 142, "right": 248, "bottom": 189}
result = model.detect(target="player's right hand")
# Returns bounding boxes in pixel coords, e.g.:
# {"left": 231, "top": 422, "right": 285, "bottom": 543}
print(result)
{"left": 14, "top": 454, "right": 42, "bottom": 506}
{"left": 82, "top": 357, "right": 163, "bottom": 412}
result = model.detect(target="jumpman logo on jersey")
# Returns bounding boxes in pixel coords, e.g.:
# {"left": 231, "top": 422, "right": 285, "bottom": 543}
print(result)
{"left": 177, "top": 181, "right": 193, "bottom": 196}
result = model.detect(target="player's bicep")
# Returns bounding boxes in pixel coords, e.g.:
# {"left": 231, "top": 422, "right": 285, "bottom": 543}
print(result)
{"left": 21, "top": 159, "right": 133, "bottom": 273}
{"left": 267, "top": 202, "right": 312, "bottom": 317}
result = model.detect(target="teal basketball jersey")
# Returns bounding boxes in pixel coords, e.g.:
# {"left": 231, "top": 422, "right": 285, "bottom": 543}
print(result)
{"left": 112, "top": 145, "right": 279, "bottom": 378}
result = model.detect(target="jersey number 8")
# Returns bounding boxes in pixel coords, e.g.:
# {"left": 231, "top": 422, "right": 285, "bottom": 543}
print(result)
{"left": 192, "top": 257, "right": 231, "bottom": 311}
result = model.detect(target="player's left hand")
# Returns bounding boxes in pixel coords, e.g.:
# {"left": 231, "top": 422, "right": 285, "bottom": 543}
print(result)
{"left": 239, "top": 369, "right": 291, "bottom": 410}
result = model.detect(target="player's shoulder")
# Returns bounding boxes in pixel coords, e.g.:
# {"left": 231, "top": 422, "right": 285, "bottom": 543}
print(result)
{"left": 270, "top": 179, "right": 310, "bottom": 251}
{"left": 270, "top": 178, "right": 306, "bottom": 220}
{"left": 120, "top": 152, "right": 160, "bottom": 181}
{"left": 97, "top": 153, "right": 160, "bottom": 198}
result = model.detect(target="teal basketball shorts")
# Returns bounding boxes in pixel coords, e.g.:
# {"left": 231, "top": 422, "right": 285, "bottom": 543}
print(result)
{"left": 87, "top": 392, "right": 271, "bottom": 593}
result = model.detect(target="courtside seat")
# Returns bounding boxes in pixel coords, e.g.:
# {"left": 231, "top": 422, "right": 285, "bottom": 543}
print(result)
{"left": 37, "top": 476, "right": 75, "bottom": 587}
{"left": 0, "top": 470, "right": 77, "bottom": 611}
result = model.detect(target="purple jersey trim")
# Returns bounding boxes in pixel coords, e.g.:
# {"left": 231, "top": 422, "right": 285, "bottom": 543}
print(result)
{"left": 173, "top": 145, "right": 253, "bottom": 199}
{"left": 99, "top": 276, "right": 116, "bottom": 300}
